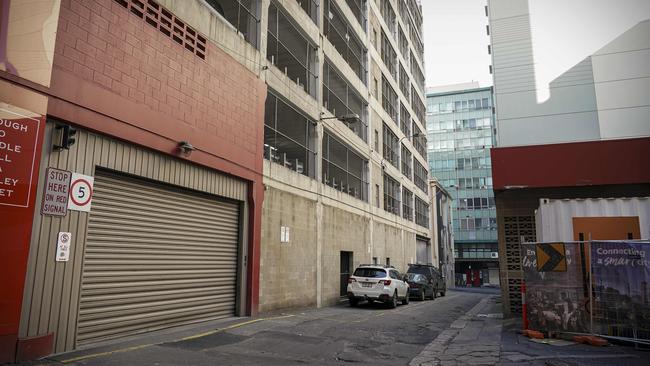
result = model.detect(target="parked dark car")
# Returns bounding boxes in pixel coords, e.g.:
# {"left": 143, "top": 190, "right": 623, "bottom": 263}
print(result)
{"left": 405, "top": 273, "right": 434, "bottom": 300}
{"left": 407, "top": 264, "right": 446, "bottom": 298}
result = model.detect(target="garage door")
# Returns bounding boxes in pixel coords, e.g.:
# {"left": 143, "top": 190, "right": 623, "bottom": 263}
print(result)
{"left": 77, "top": 171, "right": 240, "bottom": 346}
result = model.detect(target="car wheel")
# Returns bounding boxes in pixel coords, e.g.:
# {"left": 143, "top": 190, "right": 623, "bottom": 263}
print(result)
{"left": 440, "top": 290, "right": 446, "bottom": 297}
{"left": 402, "top": 292, "right": 410, "bottom": 305}
{"left": 420, "top": 290, "right": 426, "bottom": 301}
{"left": 388, "top": 291, "right": 397, "bottom": 309}
{"left": 350, "top": 298, "right": 358, "bottom": 307}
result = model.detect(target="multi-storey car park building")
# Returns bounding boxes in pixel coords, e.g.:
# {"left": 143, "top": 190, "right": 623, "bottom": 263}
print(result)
{"left": 487, "top": 0, "right": 650, "bottom": 315}
{"left": 261, "top": 0, "right": 432, "bottom": 311}
{"left": 426, "top": 83, "right": 499, "bottom": 288}
{"left": 0, "top": 0, "right": 431, "bottom": 361}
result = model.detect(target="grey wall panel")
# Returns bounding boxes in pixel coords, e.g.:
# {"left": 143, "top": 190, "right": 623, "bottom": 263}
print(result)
{"left": 19, "top": 123, "right": 247, "bottom": 353}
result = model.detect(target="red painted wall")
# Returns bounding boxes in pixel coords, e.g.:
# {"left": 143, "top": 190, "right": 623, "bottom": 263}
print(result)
{"left": 491, "top": 137, "right": 650, "bottom": 191}
{"left": 0, "top": 0, "right": 265, "bottom": 360}
{"left": 0, "top": 116, "right": 46, "bottom": 364}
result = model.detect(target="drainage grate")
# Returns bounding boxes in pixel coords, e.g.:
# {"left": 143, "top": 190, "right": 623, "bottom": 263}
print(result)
{"left": 114, "top": 0, "right": 207, "bottom": 60}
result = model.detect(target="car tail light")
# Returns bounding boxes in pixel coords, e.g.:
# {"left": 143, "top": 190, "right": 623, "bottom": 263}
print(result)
{"left": 348, "top": 277, "right": 356, "bottom": 283}
{"left": 380, "top": 280, "right": 391, "bottom": 286}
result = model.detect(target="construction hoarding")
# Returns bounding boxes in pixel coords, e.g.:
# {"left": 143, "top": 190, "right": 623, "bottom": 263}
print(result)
{"left": 522, "top": 241, "right": 650, "bottom": 341}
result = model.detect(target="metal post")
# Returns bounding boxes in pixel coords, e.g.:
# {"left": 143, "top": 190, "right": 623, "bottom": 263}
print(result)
{"left": 588, "top": 233, "right": 594, "bottom": 335}
{"left": 521, "top": 279, "right": 528, "bottom": 330}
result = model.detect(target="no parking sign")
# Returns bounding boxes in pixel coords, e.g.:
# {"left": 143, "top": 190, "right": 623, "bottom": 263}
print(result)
{"left": 68, "top": 173, "right": 94, "bottom": 212}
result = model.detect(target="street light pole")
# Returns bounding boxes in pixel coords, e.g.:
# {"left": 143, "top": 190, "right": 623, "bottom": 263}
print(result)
{"left": 399, "top": 131, "right": 424, "bottom": 144}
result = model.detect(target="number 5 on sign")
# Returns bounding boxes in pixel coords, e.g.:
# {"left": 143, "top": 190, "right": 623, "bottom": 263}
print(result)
{"left": 68, "top": 173, "right": 94, "bottom": 212}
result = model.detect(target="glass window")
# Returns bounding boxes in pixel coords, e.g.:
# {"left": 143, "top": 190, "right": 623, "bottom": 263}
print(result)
{"left": 264, "top": 93, "right": 316, "bottom": 177}
{"left": 401, "top": 144, "right": 412, "bottom": 179}
{"left": 322, "top": 60, "right": 368, "bottom": 141}
{"left": 383, "top": 173, "right": 401, "bottom": 215}
{"left": 207, "top": 0, "right": 260, "bottom": 48}
{"left": 324, "top": 0, "right": 367, "bottom": 83}
{"left": 322, "top": 132, "right": 369, "bottom": 201}
{"left": 345, "top": 0, "right": 366, "bottom": 30}
{"left": 412, "top": 123, "right": 426, "bottom": 159}
{"left": 267, "top": 3, "right": 317, "bottom": 97}
{"left": 413, "top": 159, "right": 428, "bottom": 194}
{"left": 402, "top": 187, "right": 413, "bottom": 221}
{"left": 382, "top": 75, "right": 399, "bottom": 123}
{"left": 381, "top": 30, "right": 397, "bottom": 79}
{"left": 415, "top": 196, "right": 429, "bottom": 228}
{"left": 383, "top": 123, "right": 400, "bottom": 169}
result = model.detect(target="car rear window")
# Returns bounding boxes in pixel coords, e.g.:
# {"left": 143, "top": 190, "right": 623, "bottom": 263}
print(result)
{"left": 406, "top": 273, "right": 424, "bottom": 281}
{"left": 407, "top": 266, "right": 430, "bottom": 276}
{"left": 353, "top": 268, "right": 386, "bottom": 278}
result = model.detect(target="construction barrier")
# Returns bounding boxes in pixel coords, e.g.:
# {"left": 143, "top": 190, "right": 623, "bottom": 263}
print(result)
{"left": 521, "top": 240, "right": 650, "bottom": 345}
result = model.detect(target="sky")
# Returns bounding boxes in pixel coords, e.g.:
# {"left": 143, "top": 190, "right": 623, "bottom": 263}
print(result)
{"left": 421, "top": 0, "right": 650, "bottom": 95}
{"left": 421, "top": 0, "right": 492, "bottom": 89}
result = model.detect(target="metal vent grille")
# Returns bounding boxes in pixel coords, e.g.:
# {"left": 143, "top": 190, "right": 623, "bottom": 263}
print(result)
{"left": 503, "top": 216, "right": 535, "bottom": 271}
{"left": 114, "top": 0, "right": 207, "bottom": 59}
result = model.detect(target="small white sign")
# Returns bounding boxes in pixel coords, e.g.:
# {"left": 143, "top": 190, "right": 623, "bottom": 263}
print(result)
{"left": 280, "top": 226, "right": 290, "bottom": 243}
{"left": 68, "top": 173, "right": 94, "bottom": 212}
{"left": 56, "top": 232, "right": 72, "bottom": 262}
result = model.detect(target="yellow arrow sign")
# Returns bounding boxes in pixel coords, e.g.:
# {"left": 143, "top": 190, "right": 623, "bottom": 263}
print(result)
{"left": 536, "top": 243, "right": 567, "bottom": 272}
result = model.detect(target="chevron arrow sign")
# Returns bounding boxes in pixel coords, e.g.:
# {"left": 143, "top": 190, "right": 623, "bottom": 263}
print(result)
{"left": 535, "top": 243, "right": 567, "bottom": 272}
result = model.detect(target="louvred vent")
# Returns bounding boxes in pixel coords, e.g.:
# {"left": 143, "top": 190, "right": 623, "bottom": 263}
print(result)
{"left": 114, "top": 0, "right": 207, "bottom": 60}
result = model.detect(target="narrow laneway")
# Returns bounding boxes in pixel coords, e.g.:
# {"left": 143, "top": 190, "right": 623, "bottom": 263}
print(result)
{"left": 44, "top": 291, "right": 487, "bottom": 366}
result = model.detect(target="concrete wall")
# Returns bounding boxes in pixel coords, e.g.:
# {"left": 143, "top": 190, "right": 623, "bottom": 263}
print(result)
{"left": 488, "top": 0, "right": 650, "bottom": 147}
{"left": 260, "top": 161, "right": 427, "bottom": 311}
{"left": 593, "top": 20, "right": 650, "bottom": 140}
{"left": 260, "top": 187, "right": 318, "bottom": 312}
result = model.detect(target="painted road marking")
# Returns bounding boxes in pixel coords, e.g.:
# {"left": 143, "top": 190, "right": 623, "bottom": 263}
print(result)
{"left": 59, "top": 315, "right": 295, "bottom": 364}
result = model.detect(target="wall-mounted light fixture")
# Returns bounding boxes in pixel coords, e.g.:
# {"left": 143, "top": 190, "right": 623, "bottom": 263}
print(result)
{"left": 319, "top": 113, "right": 361, "bottom": 125}
{"left": 178, "top": 141, "right": 195, "bottom": 156}
{"left": 399, "top": 131, "right": 424, "bottom": 144}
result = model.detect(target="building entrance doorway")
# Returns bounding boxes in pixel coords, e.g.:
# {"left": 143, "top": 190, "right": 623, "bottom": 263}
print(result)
{"left": 340, "top": 251, "right": 353, "bottom": 296}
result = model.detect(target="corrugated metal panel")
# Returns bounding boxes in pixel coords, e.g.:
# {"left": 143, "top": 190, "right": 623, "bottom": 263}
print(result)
{"left": 77, "top": 171, "right": 239, "bottom": 346}
{"left": 19, "top": 124, "right": 248, "bottom": 353}
{"left": 536, "top": 197, "right": 650, "bottom": 242}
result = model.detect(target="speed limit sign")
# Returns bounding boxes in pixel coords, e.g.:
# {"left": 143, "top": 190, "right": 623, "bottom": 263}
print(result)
{"left": 68, "top": 173, "right": 94, "bottom": 212}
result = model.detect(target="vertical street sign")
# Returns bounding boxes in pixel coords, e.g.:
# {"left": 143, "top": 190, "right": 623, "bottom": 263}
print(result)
{"left": 56, "top": 232, "right": 72, "bottom": 262}
{"left": 41, "top": 168, "right": 71, "bottom": 216}
{"left": 68, "top": 173, "right": 94, "bottom": 212}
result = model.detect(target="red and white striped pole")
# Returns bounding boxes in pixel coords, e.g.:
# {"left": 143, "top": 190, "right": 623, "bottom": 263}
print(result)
{"left": 521, "top": 280, "right": 528, "bottom": 330}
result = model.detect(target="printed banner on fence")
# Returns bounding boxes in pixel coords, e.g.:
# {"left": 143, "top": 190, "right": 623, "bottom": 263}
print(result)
{"left": 521, "top": 243, "right": 590, "bottom": 333}
{"left": 590, "top": 241, "right": 650, "bottom": 337}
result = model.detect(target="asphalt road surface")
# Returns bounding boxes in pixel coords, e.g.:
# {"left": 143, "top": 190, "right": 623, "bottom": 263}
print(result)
{"left": 43, "top": 290, "right": 486, "bottom": 366}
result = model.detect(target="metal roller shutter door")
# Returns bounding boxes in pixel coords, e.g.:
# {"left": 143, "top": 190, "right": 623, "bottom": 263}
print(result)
{"left": 77, "top": 171, "right": 240, "bottom": 346}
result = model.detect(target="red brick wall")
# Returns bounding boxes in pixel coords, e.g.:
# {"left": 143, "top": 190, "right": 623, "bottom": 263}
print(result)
{"left": 47, "top": 0, "right": 265, "bottom": 315}
{"left": 50, "top": 0, "right": 265, "bottom": 180}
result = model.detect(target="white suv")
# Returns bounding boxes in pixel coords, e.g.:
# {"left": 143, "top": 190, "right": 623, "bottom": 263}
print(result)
{"left": 346, "top": 265, "right": 410, "bottom": 308}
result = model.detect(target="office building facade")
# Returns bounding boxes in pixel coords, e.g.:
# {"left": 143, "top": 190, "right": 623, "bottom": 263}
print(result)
{"left": 426, "top": 84, "right": 499, "bottom": 287}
